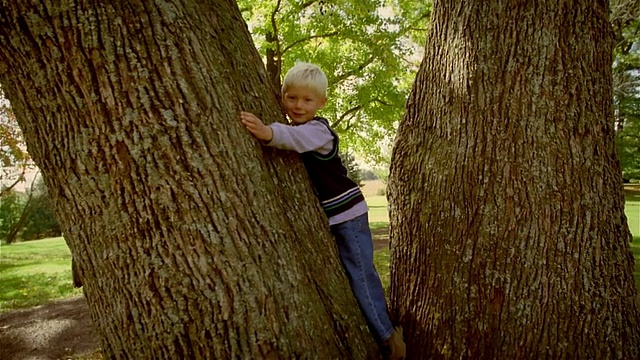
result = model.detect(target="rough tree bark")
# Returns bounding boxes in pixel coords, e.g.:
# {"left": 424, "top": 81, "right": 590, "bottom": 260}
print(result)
{"left": 0, "top": 0, "right": 379, "bottom": 358}
{"left": 388, "top": 1, "right": 640, "bottom": 358}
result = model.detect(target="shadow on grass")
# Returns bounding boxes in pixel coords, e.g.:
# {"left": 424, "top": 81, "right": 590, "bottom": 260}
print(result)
{"left": 0, "top": 272, "right": 81, "bottom": 313}
{"left": 0, "top": 261, "right": 41, "bottom": 274}
{"left": 630, "top": 238, "right": 640, "bottom": 294}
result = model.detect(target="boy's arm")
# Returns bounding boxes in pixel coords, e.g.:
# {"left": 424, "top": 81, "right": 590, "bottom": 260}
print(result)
{"left": 240, "top": 112, "right": 333, "bottom": 154}
{"left": 268, "top": 122, "right": 333, "bottom": 154}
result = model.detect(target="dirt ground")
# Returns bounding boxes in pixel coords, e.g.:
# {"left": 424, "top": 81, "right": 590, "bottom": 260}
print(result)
{"left": 0, "top": 297, "right": 99, "bottom": 360}
{"left": 0, "top": 232, "right": 390, "bottom": 360}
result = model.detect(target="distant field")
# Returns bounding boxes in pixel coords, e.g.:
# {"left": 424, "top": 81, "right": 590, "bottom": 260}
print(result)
{"left": 362, "top": 180, "right": 388, "bottom": 225}
{"left": 626, "top": 186, "right": 640, "bottom": 237}
{"left": 625, "top": 187, "right": 640, "bottom": 289}
{"left": 628, "top": 204, "right": 640, "bottom": 238}
{"left": 361, "top": 179, "right": 386, "bottom": 198}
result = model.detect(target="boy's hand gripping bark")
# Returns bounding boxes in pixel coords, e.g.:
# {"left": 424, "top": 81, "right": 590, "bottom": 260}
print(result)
{"left": 240, "top": 111, "right": 273, "bottom": 142}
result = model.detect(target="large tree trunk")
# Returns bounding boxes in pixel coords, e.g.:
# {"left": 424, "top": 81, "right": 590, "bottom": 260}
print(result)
{"left": 0, "top": 1, "right": 378, "bottom": 358}
{"left": 388, "top": 1, "right": 640, "bottom": 358}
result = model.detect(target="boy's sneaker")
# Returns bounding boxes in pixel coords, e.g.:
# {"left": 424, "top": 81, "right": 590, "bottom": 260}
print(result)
{"left": 382, "top": 326, "right": 406, "bottom": 359}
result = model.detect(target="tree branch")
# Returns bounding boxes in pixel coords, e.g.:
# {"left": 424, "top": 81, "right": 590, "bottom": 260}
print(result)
{"left": 332, "top": 98, "right": 391, "bottom": 129}
{"left": 282, "top": 31, "right": 340, "bottom": 55}
{"left": 299, "top": 0, "right": 318, "bottom": 10}
{"left": 271, "top": 0, "right": 282, "bottom": 55}
{"left": 0, "top": 167, "right": 25, "bottom": 197}
{"left": 333, "top": 55, "right": 376, "bottom": 83}
{"left": 5, "top": 170, "right": 39, "bottom": 244}
{"left": 373, "top": 97, "right": 391, "bottom": 106}
{"left": 266, "top": 0, "right": 284, "bottom": 91}
{"left": 332, "top": 105, "right": 363, "bottom": 129}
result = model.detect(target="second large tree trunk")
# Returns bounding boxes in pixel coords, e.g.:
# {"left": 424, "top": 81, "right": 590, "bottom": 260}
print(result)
{"left": 388, "top": 1, "right": 640, "bottom": 358}
{"left": 0, "top": 0, "right": 378, "bottom": 358}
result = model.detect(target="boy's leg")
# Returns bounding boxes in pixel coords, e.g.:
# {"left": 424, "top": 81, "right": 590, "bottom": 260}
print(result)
{"left": 330, "top": 213, "right": 394, "bottom": 343}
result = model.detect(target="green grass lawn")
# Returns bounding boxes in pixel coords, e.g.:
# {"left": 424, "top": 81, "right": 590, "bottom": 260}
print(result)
{"left": 0, "top": 237, "right": 82, "bottom": 313}
{"left": 626, "top": 194, "right": 640, "bottom": 289}
{"left": 631, "top": 241, "right": 640, "bottom": 291}
{"left": 626, "top": 188, "right": 640, "bottom": 236}
{"left": 367, "top": 195, "right": 389, "bottom": 224}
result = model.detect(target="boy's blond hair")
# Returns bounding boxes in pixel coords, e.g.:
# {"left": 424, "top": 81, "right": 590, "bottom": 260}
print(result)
{"left": 282, "top": 62, "right": 328, "bottom": 97}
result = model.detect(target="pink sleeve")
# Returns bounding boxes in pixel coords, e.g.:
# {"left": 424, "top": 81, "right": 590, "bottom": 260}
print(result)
{"left": 266, "top": 120, "right": 334, "bottom": 154}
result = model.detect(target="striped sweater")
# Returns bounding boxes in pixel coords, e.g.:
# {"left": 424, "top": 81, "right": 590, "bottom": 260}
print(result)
{"left": 267, "top": 117, "right": 367, "bottom": 222}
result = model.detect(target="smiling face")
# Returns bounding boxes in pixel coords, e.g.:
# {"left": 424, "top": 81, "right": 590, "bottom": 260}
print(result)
{"left": 282, "top": 86, "right": 327, "bottom": 124}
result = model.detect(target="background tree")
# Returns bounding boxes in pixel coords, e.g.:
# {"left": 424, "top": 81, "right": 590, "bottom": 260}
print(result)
{"left": 20, "top": 176, "right": 62, "bottom": 241}
{"left": 612, "top": 2, "right": 640, "bottom": 179}
{"left": 3, "top": 174, "right": 36, "bottom": 244}
{"left": 1, "top": 94, "right": 56, "bottom": 244}
{"left": 388, "top": 0, "right": 640, "bottom": 358}
{"left": 0, "top": 0, "right": 379, "bottom": 357}
{"left": 239, "top": 0, "right": 431, "bottom": 162}
{"left": 0, "top": 188, "right": 24, "bottom": 242}
{"left": 617, "top": 95, "right": 640, "bottom": 180}
{"left": 341, "top": 151, "right": 364, "bottom": 187}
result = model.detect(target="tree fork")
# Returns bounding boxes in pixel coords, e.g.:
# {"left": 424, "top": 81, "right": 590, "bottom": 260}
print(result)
{"left": 0, "top": 0, "right": 378, "bottom": 358}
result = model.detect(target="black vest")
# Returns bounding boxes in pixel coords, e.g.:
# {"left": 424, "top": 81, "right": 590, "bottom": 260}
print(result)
{"left": 300, "top": 117, "right": 365, "bottom": 217}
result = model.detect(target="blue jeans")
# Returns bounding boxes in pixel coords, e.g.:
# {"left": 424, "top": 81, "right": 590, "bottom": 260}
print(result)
{"left": 330, "top": 213, "right": 394, "bottom": 343}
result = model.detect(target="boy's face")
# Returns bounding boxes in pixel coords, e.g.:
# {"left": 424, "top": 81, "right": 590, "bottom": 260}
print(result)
{"left": 282, "top": 86, "right": 327, "bottom": 125}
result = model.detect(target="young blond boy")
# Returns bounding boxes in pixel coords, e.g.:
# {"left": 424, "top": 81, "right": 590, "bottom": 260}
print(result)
{"left": 240, "top": 62, "right": 405, "bottom": 359}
